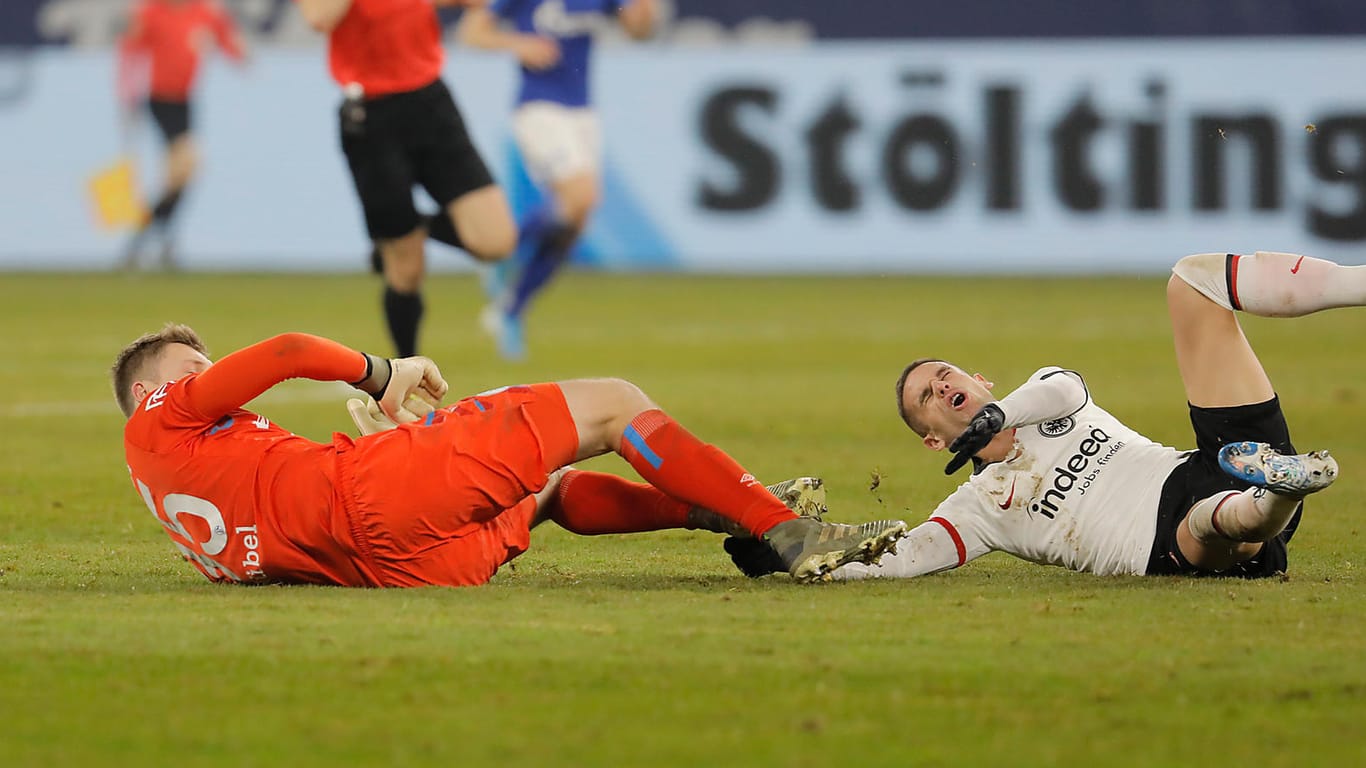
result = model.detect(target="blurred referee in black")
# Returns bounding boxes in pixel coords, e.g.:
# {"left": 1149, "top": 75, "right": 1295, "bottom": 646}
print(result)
{"left": 298, "top": 0, "right": 517, "bottom": 357}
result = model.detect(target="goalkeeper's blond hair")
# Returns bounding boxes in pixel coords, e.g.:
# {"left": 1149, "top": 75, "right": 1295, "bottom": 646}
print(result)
{"left": 111, "top": 323, "right": 208, "bottom": 417}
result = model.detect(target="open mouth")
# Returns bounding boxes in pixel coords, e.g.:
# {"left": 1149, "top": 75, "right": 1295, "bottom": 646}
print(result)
{"left": 951, "top": 392, "right": 966, "bottom": 409}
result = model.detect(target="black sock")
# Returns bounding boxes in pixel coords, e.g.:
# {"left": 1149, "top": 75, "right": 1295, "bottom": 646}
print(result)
{"left": 382, "top": 285, "right": 424, "bottom": 357}
{"left": 425, "top": 213, "right": 463, "bottom": 250}
{"left": 150, "top": 189, "right": 184, "bottom": 225}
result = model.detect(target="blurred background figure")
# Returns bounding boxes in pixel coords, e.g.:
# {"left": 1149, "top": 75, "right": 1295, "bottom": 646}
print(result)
{"left": 459, "top": 0, "right": 658, "bottom": 361}
{"left": 117, "top": 0, "right": 247, "bottom": 271}
{"left": 298, "top": 0, "right": 517, "bottom": 358}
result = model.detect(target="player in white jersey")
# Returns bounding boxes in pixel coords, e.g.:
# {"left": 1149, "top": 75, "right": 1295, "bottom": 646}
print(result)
{"left": 459, "top": 0, "right": 658, "bottom": 360}
{"left": 726, "top": 250, "right": 1362, "bottom": 580}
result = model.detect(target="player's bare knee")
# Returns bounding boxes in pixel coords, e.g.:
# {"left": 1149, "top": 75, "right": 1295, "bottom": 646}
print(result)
{"left": 463, "top": 222, "right": 517, "bottom": 262}
{"left": 563, "top": 377, "right": 658, "bottom": 456}
{"left": 1171, "top": 252, "right": 1236, "bottom": 311}
{"left": 600, "top": 378, "right": 656, "bottom": 436}
{"left": 559, "top": 190, "right": 599, "bottom": 230}
{"left": 1166, "top": 272, "right": 1197, "bottom": 305}
{"left": 1167, "top": 270, "right": 1234, "bottom": 329}
{"left": 612, "top": 377, "right": 654, "bottom": 413}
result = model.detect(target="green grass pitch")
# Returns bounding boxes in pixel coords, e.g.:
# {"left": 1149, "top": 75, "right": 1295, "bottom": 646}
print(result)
{"left": 1, "top": 272, "right": 1364, "bottom": 767}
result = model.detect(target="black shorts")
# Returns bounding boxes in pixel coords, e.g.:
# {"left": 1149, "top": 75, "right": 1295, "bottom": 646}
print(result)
{"left": 339, "top": 78, "right": 496, "bottom": 240}
{"left": 148, "top": 98, "right": 191, "bottom": 143}
{"left": 1146, "top": 396, "right": 1301, "bottom": 578}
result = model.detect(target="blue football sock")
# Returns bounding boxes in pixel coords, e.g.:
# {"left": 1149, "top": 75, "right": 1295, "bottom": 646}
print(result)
{"left": 506, "top": 206, "right": 576, "bottom": 319}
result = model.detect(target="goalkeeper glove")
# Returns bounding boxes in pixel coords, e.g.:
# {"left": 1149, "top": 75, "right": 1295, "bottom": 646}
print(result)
{"left": 346, "top": 394, "right": 438, "bottom": 436}
{"left": 346, "top": 398, "right": 398, "bottom": 436}
{"left": 944, "top": 403, "right": 1006, "bottom": 475}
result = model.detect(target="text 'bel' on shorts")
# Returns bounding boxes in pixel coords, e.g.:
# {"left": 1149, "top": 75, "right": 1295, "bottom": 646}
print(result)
{"left": 339, "top": 383, "right": 580, "bottom": 587}
{"left": 148, "top": 98, "right": 191, "bottom": 143}
{"left": 339, "top": 78, "right": 495, "bottom": 240}
{"left": 1146, "top": 396, "right": 1300, "bottom": 579}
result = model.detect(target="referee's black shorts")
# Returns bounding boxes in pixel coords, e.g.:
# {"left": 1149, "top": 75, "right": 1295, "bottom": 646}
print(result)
{"left": 1146, "top": 396, "right": 1301, "bottom": 579}
{"left": 148, "top": 98, "right": 192, "bottom": 143}
{"left": 339, "top": 78, "right": 496, "bottom": 240}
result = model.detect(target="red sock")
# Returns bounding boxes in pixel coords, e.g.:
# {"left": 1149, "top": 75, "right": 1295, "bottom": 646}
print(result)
{"left": 617, "top": 410, "right": 796, "bottom": 537}
{"left": 550, "top": 470, "right": 691, "bottom": 535}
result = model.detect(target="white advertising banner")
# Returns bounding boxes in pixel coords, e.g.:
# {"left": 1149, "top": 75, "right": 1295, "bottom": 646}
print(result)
{"left": 1, "top": 39, "right": 1364, "bottom": 272}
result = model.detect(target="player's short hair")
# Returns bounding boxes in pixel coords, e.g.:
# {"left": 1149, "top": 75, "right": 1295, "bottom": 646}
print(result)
{"left": 894, "top": 358, "right": 946, "bottom": 437}
{"left": 111, "top": 323, "right": 208, "bottom": 417}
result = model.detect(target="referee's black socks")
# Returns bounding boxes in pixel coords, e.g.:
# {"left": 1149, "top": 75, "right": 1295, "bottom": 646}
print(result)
{"left": 150, "top": 189, "right": 184, "bottom": 225}
{"left": 382, "top": 285, "right": 424, "bottom": 358}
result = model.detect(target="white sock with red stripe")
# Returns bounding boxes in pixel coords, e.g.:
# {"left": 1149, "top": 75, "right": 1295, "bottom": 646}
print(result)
{"left": 1173, "top": 251, "right": 1366, "bottom": 317}
{"left": 1185, "top": 488, "right": 1301, "bottom": 543}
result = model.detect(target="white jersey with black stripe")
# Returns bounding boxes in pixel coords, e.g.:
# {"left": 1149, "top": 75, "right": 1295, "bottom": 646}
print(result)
{"left": 837, "top": 367, "right": 1190, "bottom": 579}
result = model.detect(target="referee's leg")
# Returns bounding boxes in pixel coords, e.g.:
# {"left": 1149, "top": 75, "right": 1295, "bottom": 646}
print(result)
{"left": 444, "top": 185, "right": 516, "bottom": 262}
{"left": 343, "top": 118, "right": 429, "bottom": 357}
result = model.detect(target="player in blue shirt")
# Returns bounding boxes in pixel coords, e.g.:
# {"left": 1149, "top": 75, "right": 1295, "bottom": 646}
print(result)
{"left": 460, "top": 0, "right": 657, "bottom": 359}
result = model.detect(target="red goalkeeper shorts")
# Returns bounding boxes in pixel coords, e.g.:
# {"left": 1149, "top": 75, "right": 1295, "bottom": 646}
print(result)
{"left": 339, "top": 383, "right": 579, "bottom": 586}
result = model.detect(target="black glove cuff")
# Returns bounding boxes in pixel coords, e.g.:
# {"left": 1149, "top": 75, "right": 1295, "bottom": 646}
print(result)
{"left": 350, "top": 354, "right": 392, "bottom": 400}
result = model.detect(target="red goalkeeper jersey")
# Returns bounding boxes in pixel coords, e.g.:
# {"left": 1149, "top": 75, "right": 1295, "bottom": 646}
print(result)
{"left": 119, "top": 0, "right": 245, "bottom": 103}
{"left": 122, "top": 334, "right": 381, "bottom": 586}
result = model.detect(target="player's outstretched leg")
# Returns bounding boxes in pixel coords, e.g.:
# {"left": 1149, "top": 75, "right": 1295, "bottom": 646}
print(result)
{"left": 547, "top": 474, "right": 827, "bottom": 536}
{"left": 562, "top": 379, "right": 908, "bottom": 582}
{"left": 764, "top": 517, "right": 908, "bottom": 583}
{"left": 613, "top": 411, "right": 907, "bottom": 582}
{"left": 1218, "top": 441, "right": 1339, "bottom": 496}
{"left": 687, "top": 477, "right": 827, "bottom": 536}
{"left": 719, "top": 516, "right": 909, "bottom": 582}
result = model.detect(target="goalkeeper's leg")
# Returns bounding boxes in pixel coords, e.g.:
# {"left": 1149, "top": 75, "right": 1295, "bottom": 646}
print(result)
{"left": 556, "top": 378, "right": 906, "bottom": 581}
{"left": 543, "top": 473, "right": 825, "bottom": 536}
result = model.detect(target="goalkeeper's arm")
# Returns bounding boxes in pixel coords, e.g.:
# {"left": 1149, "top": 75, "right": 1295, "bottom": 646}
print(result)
{"left": 182, "top": 333, "right": 446, "bottom": 424}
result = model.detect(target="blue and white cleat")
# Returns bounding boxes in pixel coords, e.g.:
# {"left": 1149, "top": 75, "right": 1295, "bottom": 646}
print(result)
{"left": 497, "top": 311, "right": 526, "bottom": 362}
{"left": 1218, "top": 441, "right": 1338, "bottom": 496}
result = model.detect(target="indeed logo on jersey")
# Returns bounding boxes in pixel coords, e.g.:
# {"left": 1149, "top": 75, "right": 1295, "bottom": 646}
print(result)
{"left": 1030, "top": 426, "right": 1125, "bottom": 519}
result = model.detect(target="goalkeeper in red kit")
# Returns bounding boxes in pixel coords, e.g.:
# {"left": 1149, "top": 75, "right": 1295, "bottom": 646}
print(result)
{"left": 113, "top": 325, "right": 907, "bottom": 587}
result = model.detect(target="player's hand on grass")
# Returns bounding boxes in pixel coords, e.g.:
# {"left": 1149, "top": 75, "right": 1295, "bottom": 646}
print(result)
{"left": 377, "top": 356, "right": 448, "bottom": 424}
{"left": 944, "top": 403, "right": 1006, "bottom": 475}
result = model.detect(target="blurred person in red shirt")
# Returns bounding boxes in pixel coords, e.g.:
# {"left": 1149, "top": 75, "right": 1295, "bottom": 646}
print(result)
{"left": 117, "top": 0, "right": 248, "bottom": 270}
{"left": 297, "top": 0, "right": 518, "bottom": 358}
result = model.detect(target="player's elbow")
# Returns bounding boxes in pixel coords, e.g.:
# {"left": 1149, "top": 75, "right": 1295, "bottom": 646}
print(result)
{"left": 1057, "top": 372, "right": 1089, "bottom": 410}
